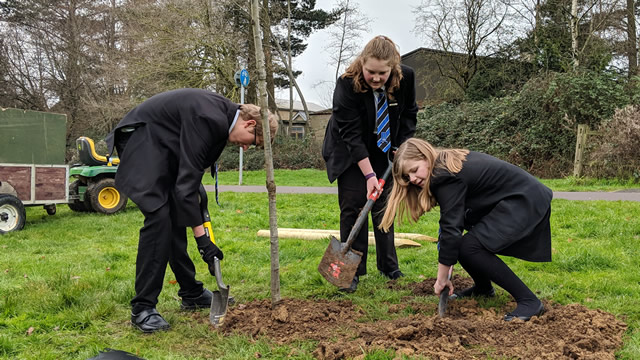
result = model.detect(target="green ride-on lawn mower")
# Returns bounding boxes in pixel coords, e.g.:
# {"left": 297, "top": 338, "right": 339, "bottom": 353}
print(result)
{"left": 68, "top": 136, "right": 128, "bottom": 214}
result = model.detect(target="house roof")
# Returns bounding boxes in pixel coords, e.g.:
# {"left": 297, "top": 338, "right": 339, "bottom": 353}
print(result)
{"left": 276, "top": 99, "right": 327, "bottom": 113}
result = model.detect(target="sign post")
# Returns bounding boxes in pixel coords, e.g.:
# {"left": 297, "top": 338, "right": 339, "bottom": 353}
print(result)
{"left": 234, "top": 69, "right": 250, "bottom": 185}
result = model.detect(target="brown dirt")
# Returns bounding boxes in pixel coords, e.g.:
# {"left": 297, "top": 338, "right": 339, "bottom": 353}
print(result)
{"left": 200, "top": 277, "right": 628, "bottom": 359}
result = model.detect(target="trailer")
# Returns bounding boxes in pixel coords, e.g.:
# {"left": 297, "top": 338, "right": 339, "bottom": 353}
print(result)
{"left": 0, "top": 108, "right": 126, "bottom": 234}
{"left": 0, "top": 164, "right": 69, "bottom": 232}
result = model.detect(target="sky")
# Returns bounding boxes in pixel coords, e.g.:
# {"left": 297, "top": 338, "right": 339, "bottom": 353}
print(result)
{"left": 276, "top": 0, "right": 425, "bottom": 108}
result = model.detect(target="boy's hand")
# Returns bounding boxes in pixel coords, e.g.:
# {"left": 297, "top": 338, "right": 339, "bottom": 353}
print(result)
{"left": 195, "top": 234, "right": 224, "bottom": 264}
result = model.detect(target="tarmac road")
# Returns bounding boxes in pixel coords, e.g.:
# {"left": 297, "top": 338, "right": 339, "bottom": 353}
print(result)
{"left": 205, "top": 185, "right": 640, "bottom": 202}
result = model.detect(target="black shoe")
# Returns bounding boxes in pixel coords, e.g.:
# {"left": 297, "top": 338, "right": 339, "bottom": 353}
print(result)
{"left": 338, "top": 276, "right": 359, "bottom": 293}
{"left": 131, "top": 308, "right": 170, "bottom": 333}
{"left": 380, "top": 270, "right": 405, "bottom": 280}
{"left": 450, "top": 286, "right": 496, "bottom": 300}
{"left": 504, "top": 300, "right": 545, "bottom": 322}
{"left": 180, "top": 288, "right": 213, "bottom": 310}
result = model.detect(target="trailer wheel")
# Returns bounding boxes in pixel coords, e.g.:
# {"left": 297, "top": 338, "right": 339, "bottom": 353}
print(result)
{"left": 44, "top": 204, "right": 56, "bottom": 215}
{"left": 0, "top": 194, "right": 26, "bottom": 233}
{"left": 68, "top": 180, "right": 92, "bottom": 212}
{"left": 86, "top": 178, "right": 127, "bottom": 214}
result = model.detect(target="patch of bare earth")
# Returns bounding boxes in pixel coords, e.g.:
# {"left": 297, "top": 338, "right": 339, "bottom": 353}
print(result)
{"left": 205, "top": 276, "right": 627, "bottom": 359}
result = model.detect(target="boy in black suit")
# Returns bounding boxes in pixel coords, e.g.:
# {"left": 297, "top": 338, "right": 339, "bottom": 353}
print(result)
{"left": 106, "top": 88, "right": 278, "bottom": 333}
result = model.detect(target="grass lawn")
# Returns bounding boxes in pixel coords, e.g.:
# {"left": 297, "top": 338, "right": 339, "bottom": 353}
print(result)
{"left": 209, "top": 169, "right": 640, "bottom": 192}
{"left": 1, "top": 170, "right": 639, "bottom": 359}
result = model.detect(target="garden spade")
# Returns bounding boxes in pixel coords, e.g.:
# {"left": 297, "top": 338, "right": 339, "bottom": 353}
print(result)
{"left": 438, "top": 266, "right": 454, "bottom": 317}
{"left": 198, "top": 184, "right": 230, "bottom": 327}
{"left": 318, "top": 164, "right": 392, "bottom": 288}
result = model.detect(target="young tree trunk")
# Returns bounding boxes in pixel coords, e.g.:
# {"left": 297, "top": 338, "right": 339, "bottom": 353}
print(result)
{"left": 250, "top": 0, "right": 281, "bottom": 305}
{"left": 262, "top": 0, "right": 277, "bottom": 114}
{"left": 288, "top": 0, "right": 293, "bottom": 127}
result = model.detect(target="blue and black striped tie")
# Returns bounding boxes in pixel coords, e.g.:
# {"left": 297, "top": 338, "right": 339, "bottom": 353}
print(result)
{"left": 375, "top": 89, "right": 391, "bottom": 153}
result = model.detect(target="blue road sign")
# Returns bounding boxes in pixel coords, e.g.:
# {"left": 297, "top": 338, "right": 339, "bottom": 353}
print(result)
{"left": 240, "top": 69, "right": 249, "bottom": 87}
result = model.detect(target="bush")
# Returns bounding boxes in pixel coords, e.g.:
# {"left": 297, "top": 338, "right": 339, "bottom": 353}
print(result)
{"left": 415, "top": 71, "right": 634, "bottom": 178}
{"left": 216, "top": 134, "right": 325, "bottom": 171}
{"left": 586, "top": 105, "right": 640, "bottom": 180}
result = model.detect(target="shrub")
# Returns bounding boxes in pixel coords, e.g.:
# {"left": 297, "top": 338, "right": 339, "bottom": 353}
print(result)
{"left": 216, "top": 134, "right": 325, "bottom": 171}
{"left": 586, "top": 105, "right": 640, "bottom": 180}
{"left": 415, "top": 71, "right": 632, "bottom": 178}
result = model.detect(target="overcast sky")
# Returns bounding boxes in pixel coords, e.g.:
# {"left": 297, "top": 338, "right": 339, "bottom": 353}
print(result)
{"left": 276, "top": 0, "right": 425, "bottom": 108}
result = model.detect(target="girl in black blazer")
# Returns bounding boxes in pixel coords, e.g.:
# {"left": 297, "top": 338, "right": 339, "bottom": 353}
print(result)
{"left": 380, "top": 138, "right": 552, "bottom": 321}
{"left": 322, "top": 36, "right": 418, "bottom": 292}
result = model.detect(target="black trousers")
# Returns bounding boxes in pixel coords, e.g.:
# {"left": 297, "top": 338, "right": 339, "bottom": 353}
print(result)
{"left": 337, "top": 164, "right": 398, "bottom": 276}
{"left": 458, "top": 233, "right": 537, "bottom": 304}
{"left": 116, "top": 129, "right": 204, "bottom": 313}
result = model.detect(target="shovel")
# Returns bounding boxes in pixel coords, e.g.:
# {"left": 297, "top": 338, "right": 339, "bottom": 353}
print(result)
{"left": 318, "top": 164, "right": 392, "bottom": 288}
{"left": 438, "top": 265, "right": 454, "bottom": 317}
{"left": 198, "top": 184, "right": 230, "bottom": 327}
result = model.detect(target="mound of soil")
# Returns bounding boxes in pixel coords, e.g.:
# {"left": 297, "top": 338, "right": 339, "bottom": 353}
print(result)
{"left": 206, "top": 277, "right": 627, "bottom": 359}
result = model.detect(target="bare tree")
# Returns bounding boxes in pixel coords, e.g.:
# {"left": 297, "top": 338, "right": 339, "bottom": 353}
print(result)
{"left": 326, "top": 0, "right": 371, "bottom": 81}
{"left": 251, "top": 0, "right": 281, "bottom": 305}
{"left": 414, "top": 0, "right": 518, "bottom": 92}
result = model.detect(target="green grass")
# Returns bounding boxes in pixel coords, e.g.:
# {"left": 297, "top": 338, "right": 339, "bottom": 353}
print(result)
{"left": 1, "top": 173, "right": 640, "bottom": 359}
{"left": 207, "top": 169, "right": 335, "bottom": 187}
{"left": 207, "top": 169, "right": 639, "bottom": 192}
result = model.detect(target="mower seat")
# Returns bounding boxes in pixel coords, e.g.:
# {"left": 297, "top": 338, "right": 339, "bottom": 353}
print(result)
{"left": 76, "top": 136, "right": 120, "bottom": 166}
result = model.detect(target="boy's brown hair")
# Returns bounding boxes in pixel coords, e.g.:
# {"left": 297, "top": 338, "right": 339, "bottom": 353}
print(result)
{"left": 239, "top": 104, "right": 278, "bottom": 147}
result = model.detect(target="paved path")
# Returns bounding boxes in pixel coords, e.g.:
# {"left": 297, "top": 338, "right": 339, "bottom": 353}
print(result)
{"left": 206, "top": 185, "right": 640, "bottom": 202}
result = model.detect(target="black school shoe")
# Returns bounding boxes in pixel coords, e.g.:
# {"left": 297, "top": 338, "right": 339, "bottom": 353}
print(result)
{"left": 450, "top": 286, "right": 496, "bottom": 300}
{"left": 180, "top": 288, "right": 213, "bottom": 310}
{"left": 338, "top": 275, "right": 359, "bottom": 293}
{"left": 504, "top": 300, "right": 545, "bottom": 322}
{"left": 380, "top": 270, "right": 405, "bottom": 280}
{"left": 131, "top": 308, "right": 170, "bottom": 333}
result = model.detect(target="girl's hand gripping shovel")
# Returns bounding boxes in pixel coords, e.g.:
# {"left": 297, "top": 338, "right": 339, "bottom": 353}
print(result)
{"left": 318, "top": 164, "right": 392, "bottom": 288}
{"left": 198, "top": 184, "right": 229, "bottom": 327}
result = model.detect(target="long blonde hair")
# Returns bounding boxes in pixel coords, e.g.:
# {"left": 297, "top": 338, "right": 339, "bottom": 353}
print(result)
{"left": 380, "top": 138, "right": 469, "bottom": 231}
{"left": 342, "top": 35, "right": 402, "bottom": 100}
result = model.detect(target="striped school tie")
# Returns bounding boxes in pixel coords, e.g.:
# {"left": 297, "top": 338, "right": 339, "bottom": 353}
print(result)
{"left": 375, "top": 89, "right": 391, "bottom": 153}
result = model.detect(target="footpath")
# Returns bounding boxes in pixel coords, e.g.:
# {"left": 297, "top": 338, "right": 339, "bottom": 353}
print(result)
{"left": 205, "top": 185, "right": 640, "bottom": 202}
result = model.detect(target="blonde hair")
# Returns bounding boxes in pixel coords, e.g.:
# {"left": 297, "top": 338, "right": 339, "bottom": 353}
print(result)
{"left": 342, "top": 35, "right": 403, "bottom": 100}
{"left": 239, "top": 104, "right": 279, "bottom": 147}
{"left": 379, "top": 138, "right": 469, "bottom": 231}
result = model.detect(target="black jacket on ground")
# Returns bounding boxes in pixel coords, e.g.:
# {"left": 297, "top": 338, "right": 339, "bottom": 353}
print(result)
{"left": 322, "top": 65, "right": 418, "bottom": 181}
{"left": 106, "top": 88, "right": 239, "bottom": 227}
{"left": 430, "top": 152, "right": 553, "bottom": 266}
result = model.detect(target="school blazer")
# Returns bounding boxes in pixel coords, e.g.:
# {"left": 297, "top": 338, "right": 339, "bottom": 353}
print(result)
{"left": 322, "top": 65, "right": 418, "bottom": 182}
{"left": 106, "top": 88, "right": 239, "bottom": 227}
{"left": 430, "top": 152, "right": 553, "bottom": 265}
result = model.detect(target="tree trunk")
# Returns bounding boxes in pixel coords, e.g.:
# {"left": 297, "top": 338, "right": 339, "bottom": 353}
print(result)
{"left": 570, "top": 0, "right": 579, "bottom": 69}
{"left": 262, "top": 0, "right": 277, "bottom": 114}
{"left": 271, "top": 35, "right": 310, "bottom": 125}
{"left": 251, "top": 0, "right": 281, "bottom": 305}
{"left": 627, "top": 0, "right": 638, "bottom": 76}
{"left": 288, "top": 0, "right": 293, "bottom": 129}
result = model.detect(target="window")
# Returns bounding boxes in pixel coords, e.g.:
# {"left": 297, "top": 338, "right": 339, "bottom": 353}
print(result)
{"left": 290, "top": 125, "right": 304, "bottom": 139}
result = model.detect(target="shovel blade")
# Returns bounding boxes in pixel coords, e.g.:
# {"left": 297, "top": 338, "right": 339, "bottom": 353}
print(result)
{"left": 209, "top": 257, "right": 229, "bottom": 327}
{"left": 438, "top": 286, "right": 450, "bottom": 317}
{"left": 318, "top": 235, "right": 363, "bottom": 288}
